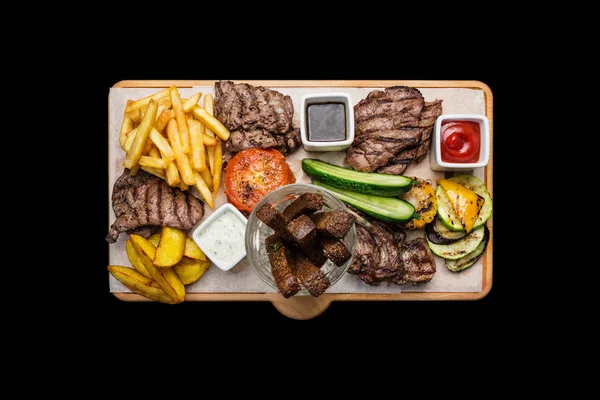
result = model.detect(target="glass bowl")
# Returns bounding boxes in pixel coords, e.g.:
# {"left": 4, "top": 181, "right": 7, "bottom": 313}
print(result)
{"left": 245, "top": 183, "right": 356, "bottom": 296}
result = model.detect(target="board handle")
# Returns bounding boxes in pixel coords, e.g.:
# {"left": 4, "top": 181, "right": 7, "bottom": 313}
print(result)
{"left": 269, "top": 293, "right": 333, "bottom": 320}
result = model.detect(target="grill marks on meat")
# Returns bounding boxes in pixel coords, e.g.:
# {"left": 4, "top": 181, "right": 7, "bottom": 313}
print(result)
{"left": 215, "top": 81, "right": 299, "bottom": 156}
{"left": 347, "top": 86, "right": 442, "bottom": 174}
{"left": 106, "top": 169, "right": 205, "bottom": 243}
{"left": 347, "top": 208, "right": 436, "bottom": 285}
{"left": 345, "top": 128, "right": 422, "bottom": 172}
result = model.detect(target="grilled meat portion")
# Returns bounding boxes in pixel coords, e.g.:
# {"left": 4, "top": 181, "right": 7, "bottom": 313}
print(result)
{"left": 266, "top": 234, "right": 301, "bottom": 298}
{"left": 215, "top": 81, "right": 299, "bottom": 156}
{"left": 415, "top": 100, "right": 443, "bottom": 162}
{"left": 400, "top": 238, "right": 436, "bottom": 284}
{"left": 348, "top": 87, "right": 442, "bottom": 174}
{"left": 344, "top": 128, "right": 422, "bottom": 172}
{"left": 346, "top": 207, "right": 436, "bottom": 285}
{"left": 107, "top": 169, "right": 204, "bottom": 243}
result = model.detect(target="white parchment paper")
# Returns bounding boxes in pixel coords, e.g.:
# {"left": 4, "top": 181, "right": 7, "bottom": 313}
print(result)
{"left": 109, "top": 84, "right": 486, "bottom": 294}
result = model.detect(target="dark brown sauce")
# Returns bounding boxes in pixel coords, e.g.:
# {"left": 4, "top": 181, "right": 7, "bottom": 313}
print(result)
{"left": 307, "top": 103, "right": 346, "bottom": 142}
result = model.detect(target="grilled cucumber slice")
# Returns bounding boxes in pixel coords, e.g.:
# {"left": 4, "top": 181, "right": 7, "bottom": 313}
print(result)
{"left": 426, "top": 225, "right": 486, "bottom": 260}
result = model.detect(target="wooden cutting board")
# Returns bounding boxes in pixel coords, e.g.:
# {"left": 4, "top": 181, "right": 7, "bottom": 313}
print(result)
{"left": 109, "top": 80, "right": 494, "bottom": 320}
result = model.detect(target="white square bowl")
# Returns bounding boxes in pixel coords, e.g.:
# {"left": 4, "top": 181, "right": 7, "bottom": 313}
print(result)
{"left": 192, "top": 203, "right": 248, "bottom": 271}
{"left": 430, "top": 114, "right": 490, "bottom": 171}
{"left": 300, "top": 92, "right": 354, "bottom": 152}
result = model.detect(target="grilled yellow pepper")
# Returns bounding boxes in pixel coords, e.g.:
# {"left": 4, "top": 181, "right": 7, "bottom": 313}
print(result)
{"left": 437, "top": 179, "right": 485, "bottom": 233}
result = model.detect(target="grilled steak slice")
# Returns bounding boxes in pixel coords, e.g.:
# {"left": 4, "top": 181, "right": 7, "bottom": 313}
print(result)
{"left": 273, "top": 128, "right": 301, "bottom": 156}
{"left": 311, "top": 209, "right": 356, "bottom": 239}
{"left": 107, "top": 169, "right": 204, "bottom": 243}
{"left": 376, "top": 147, "right": 417, "bottom": 175}
{"left": 127, "top": 226, "right": 161, "bottom": 238}
{"left": 283, "top": 193, "right": 323, "bottom": 220}
{"left": 348, "top": 224, "right": 379, "bottom": 276}
{"left": 292, "top": 253, "right": 330, "bottom": 297}
{"left": 215, "top": 80, "right": 293, "bottom": 134}
{"left": 415, "top": 100, "right": 443, "bottom": 162}
{"left": 347, "top": 206, "right": 435, "bottom": 286}
{"left": 400, "top": 238, "right": 436, "bottom": 284}
{"left": 354, "top": 86, "right": 424, "bottom": 124}
{"left": 226, "top": 128, "right": 279, "bottom": 154}
{"left": 320, "top": 237, "right": 352, "bottom": 267}
{"left": 266, "top": 234, "right": 301, "bottom": 298}
{"left": 345, "top": 128, "right": 421, "bottom": 172}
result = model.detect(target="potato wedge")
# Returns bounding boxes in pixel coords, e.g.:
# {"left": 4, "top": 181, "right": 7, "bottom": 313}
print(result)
{"left": 153, "top": 227, "right": 186, "bottom": 267}
{"left": 124, "top": 99, "right": 158, "bottom": 169}
{"left": 184, "top": 237, "right": 207, "bottom": 260}
{"left": 130, "top": 235, "right": 185, "bottom": 303}
{"left": 192, "top": 106, "right": 230, "bottom": 141}
{"left": 174, "top": 257, "right": 210, "bottom": 285}
{"left": 126, "top": 239, "right": 151, "bottom": 278}
{"left": 108, "top": 265, "right": 177, "bottom": 304}
{"left": 148, "top": 233, "right": 161, "bottom": 247}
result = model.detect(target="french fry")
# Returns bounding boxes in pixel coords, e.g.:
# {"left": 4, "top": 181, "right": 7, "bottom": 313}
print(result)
{"left": 194, "top": 171, "right": 214, "bottom": 209}
{"left": 160, "top": 146, "right": 180, "bottom": 187}
{"left": 199, "top": 168, "right": 214, "bottom": 191}
{"left": 188, "top": 119, "right": 207, "bottom": 172}
{"left": 166, "top": 118, "right": 195, "bottom": 185}
{"left": 203, "top": 94, "right": 216, "bottom": 137}
{"left": 182, "top": 92, "right": 202, "bottom": 113}
{"left": 139, "top": 156, "right": 167, "bottom": 169}
{"left": 140, "top": 166, "right": 166, "bottom": 180}
{"left": 154, "top": 109, "right": 173, "bottom": 133}
{"left": 148, "top": 146, "right": 161, "bottom": 159}
{"left": 125, "top": 88, "right": 170, "bottom": 114}
{"left": 202, "top": 134, "right": 218, "bottom": 147}
{"left": 192, "top": 106, "right": 231, "bottom": 141}
{"left": 119, "top": 115, "right": 134, "bottom": 149}
{"left": 124, "top": 128, "right": 138, "bottom": 152}
{"left": 124, "top": 99, "right": 158, "bottom": 169}
{"left": 129, "top": 164, "right": 140, "bottom": 175}
{"left": 158, "top": 98, "right": 172, "bottom": 108}
{"left": 170, "top": 86, "right": 191, "bottom": 154}
{"left": 107, "top": 265, "right": 177, "bottom": 304}
{"left": 207, "top": 146, "right": 215, "bottom": 175}
{"left": 150, "top": 128, "right": 175, "bottom": 161}
{"left": 213, "top": 139, "right": 223, "bottom": 196}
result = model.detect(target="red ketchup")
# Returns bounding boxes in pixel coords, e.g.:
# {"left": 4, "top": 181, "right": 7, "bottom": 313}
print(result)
{"left": 441, "top": 121, "right": 481, "bottom": 163}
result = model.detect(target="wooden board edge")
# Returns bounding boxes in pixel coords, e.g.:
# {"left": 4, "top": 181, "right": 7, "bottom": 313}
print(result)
{"left": 109, "top": 80, "right": 493, "bottom": 302}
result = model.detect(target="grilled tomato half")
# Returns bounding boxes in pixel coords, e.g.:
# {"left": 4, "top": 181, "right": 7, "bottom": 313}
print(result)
{"left": 224, "top": 148, "right": 295, "bottom": 214}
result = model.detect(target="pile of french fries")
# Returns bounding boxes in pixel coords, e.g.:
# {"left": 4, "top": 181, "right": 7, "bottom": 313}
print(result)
{"left": 119, "top": 86, "right": 231, "bottom": 209}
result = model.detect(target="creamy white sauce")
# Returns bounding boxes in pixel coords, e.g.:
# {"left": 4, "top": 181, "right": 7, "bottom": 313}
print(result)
{"left": 198, "top": 210, "right": 246, "bottom": 267}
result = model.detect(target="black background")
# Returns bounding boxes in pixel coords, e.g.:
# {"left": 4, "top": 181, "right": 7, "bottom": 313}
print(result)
{"left": 82, "top": 53, "right": 509, "bottom": 339}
